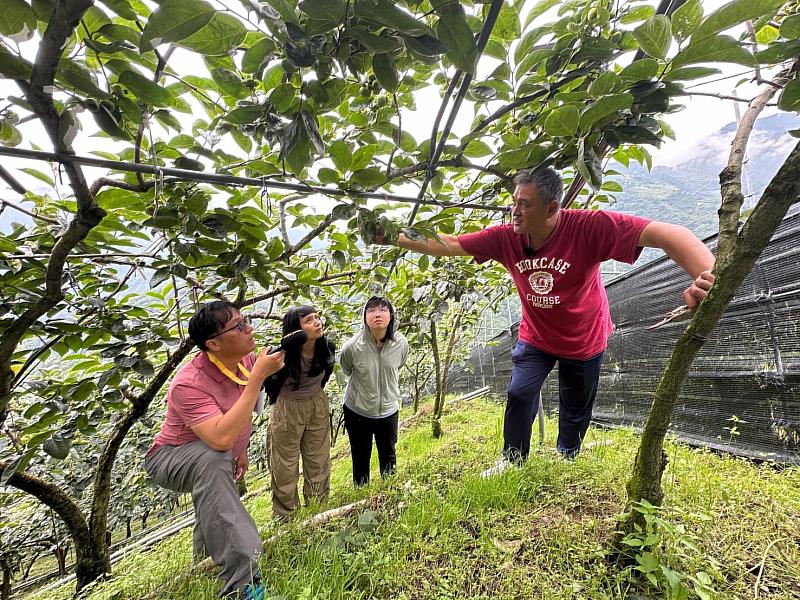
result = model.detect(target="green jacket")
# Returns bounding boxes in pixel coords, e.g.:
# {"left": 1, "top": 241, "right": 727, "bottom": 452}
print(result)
{"left": 339, "top": 329, "right": 409, "bottom": 418}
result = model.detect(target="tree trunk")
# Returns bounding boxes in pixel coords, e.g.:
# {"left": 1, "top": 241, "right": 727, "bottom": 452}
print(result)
{"left": 1, "top": 558, "right": 12, "bottom": 600}
{"left": 622, "top": 141, "right": 800, "bottom": 536}
{"left": 5, "top": 468, "right": 110, "bottom": 590}
{"left": 438, "top": 308, "right": 464, "bottom": 417}
{"left": 87, "top": 338, "right": 194, "bottom": 589}
{"left": 429, "top": 320, "right": 443, "bottom": 438}
{"left": 54, "top": 546, "right": 67, "bottom": 577}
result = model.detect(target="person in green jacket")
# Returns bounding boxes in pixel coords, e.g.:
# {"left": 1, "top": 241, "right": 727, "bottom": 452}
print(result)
{"left": 339, "top": 296, "right": 409, "bottom": 486}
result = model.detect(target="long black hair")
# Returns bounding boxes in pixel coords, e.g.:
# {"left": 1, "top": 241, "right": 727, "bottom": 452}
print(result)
{"left": 363, "top": 296, "right": 396, "bottom": 342}
{"left": 282, "top": 305, "right": 335, "bottom": 389}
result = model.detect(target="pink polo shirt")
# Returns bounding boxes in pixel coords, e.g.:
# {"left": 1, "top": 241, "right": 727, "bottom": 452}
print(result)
{"left": 147, "top": 351, "right": 256, "bottom": 458}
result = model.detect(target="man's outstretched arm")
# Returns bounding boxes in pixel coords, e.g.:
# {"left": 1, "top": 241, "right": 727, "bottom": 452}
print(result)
{"left": 394, "top": 232, "right": 471, "bottom": 256}
{"left": 638, "top": 221, "right": 716, "bottom": 309}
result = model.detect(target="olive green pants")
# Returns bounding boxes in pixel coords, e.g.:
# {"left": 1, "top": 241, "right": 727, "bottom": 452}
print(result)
{"left": 268, "top": 390, "right": 331, "bottom": 518}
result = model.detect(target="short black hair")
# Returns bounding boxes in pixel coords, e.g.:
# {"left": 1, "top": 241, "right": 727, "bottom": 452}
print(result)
{"left": 513, "top": 167, "right": 564, "bottom": 205}
{"left": 188, "top": 300, "right": 238, "bottom": 350}
{"left": 363, "top": 296, "right": 396, "bottom": 342}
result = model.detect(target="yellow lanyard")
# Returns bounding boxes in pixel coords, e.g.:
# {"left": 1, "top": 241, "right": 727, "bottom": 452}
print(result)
{"left": 207, "top": 353, "right": 251, "bottom": 385}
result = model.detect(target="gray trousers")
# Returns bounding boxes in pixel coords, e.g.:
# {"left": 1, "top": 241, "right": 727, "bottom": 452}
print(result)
{"left": 144, "top": 441, "right": 262, "bottom": 596}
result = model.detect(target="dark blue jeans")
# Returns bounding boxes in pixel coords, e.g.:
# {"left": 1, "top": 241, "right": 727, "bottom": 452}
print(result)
{"left": 505, "top": 341, "right": 604, "bottom": 460}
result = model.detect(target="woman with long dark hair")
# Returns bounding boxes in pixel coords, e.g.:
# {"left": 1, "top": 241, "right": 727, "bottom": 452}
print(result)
{"left": 339, "top": 296, "right": 409, "bottom": 486}
{"left": 264, "top": 305, "right": 335, "bottom": 518}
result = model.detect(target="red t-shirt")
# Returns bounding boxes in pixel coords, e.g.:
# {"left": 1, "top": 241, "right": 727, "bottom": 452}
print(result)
{"left": 147, "top": 351, "right": 257, "bottom": 458}
{"left": 458, "top": 209, "right": 650, "bottom": 360}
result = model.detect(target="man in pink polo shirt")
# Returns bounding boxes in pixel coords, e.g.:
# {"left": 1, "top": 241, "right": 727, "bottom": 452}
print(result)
{"left": 382, "top": 167, "right": 715, "bottom": 474}
{"left": 145, "top": 301, "right": 284, "bottom": 599}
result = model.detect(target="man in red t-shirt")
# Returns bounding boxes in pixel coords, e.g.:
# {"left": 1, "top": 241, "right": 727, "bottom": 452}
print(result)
{"left": 144, "top": 301, "right": 284, "bottom": 599}
{"left": 386, "top": 168, "right": 715, "bottom": 473}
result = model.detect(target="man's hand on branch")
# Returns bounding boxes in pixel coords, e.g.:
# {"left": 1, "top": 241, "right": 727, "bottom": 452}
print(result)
{"left": 683, "top": 270, "right": 715, "bottom": 310}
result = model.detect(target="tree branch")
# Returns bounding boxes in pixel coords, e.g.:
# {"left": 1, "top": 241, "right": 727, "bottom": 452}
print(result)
{"left": 89, "top": 337, "right": 195, "bottom": 553}
{"left": 716, "top": 68, "right": 790, "bottom": 262}
{"left": 241, "top": 271, "right": 355, "bottom": 307}
{"left": 0, "top": 198, "right": 59, "bottom": 224}
{"left": 1, "top": 0, "right": 106, "bottom": 425}
{"left": 3, "top": 467, "right": 94, "bottom": 582}
{"left": 387, "top": 158, "right": 511, "bottom": 183}
{"left": 470, "top": 67, "right": 591, "bottom": 136}
{"left": 276, "top": 213, "right": 337, "bottom": 262}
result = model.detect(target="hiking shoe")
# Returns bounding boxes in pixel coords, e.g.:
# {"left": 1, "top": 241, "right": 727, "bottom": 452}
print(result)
{"left": 241, "top": 581, "right": 264, "bottom": 600}
{"left": 481, "top": 457, "right": 512, "bottom": 478}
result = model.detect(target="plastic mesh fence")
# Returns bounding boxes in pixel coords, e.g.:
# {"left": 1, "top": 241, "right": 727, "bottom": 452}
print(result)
{"left": 447, "top": 207, "right": 800, "bottom": 464}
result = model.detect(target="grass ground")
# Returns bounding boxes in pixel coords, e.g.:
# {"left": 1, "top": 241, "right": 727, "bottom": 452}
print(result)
{"left": 29, "top": 396, "right": 800, "bottom": 600}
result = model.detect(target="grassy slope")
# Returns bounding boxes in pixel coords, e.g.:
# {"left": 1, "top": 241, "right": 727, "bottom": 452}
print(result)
{"left": 30, "top": 397, "right": 800, "bottom": 600}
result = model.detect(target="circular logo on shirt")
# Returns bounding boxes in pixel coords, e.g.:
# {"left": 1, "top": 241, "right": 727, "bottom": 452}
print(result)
{"left": 528, "top": 271, "right": 553, "bottom": 295}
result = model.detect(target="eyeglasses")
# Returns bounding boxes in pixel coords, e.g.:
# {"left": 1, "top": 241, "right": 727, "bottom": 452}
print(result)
{"left": 208, "top": 316, "right": 252, "bottom": 340}
{"left": 366, "top": 306, "right": 390, "bottom": 314}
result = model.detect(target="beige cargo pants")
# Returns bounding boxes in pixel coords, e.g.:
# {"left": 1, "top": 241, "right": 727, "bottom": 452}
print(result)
{"left": 268, "top": 390, "right": 331, "bottom": 518}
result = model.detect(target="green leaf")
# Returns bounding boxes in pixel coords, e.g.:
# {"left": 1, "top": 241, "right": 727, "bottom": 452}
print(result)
{"left": 577, "top": 138, "right": 602, "bottom": 191}
{"left": 492, "top": 3, "right": 520, "bottom": 42}
{"left": 351, "top": 167, "right": 385, "bottom": 186}
{"left": 579, "top": 93, "right": 632, "bottom": 131}
{"left": 57, "top": 59, "right": 110, "bottom": 99}
{"left": 620, "top": 5, "right": 655, "bottom": 25}
{"left": 264, "top": 0, "right": 299, "bottom": 25}
{"left": 329, "top": 140, "right": 352, "bottom": 172}
{"left": 97, "top": 0, "right": 138, "bottom": 20}
{"left": 20, "top": 167, "right": 54, "bottom": 186}
{"left": 588, "top": 71, "right": 621, "bottom": 98}
{"left": 778, "top": 79, "right": 800, "bottom": 112}
{"left": 242, "top": 37, "right": 277, "bottom": 74}
{"left": 372, "top": 53, "right": 399, "bottom": 92}
{"left": 524, "top": 0, "right": 559, "bottom": 30}
{"left": 403, "top": 34, "right": 446, "bottom": 57}
{"left": 672, "top": 34, "right": 755, "bottom": 68}
{"left": 175, "top": 156, "right": 205, "bottom": 171}
{"left": 43, "top": 435, "right": 71, "bottom": 460}
{"left": 755, "top": 40, "right": 800, "bottom": 64}
{"left": 464, "top": 139, "right": 492, "bottom": 158}
{"left": 695, "top": 0, "right": 783, "bottom": 39}
{"left": 544, "top": 105, "right": 579, "bottom": 137}
{"left": 139, "top": 0, "right": 216, "bottom": 52}
{"left": 211, "top": 68, "right": 249, "bottom": 99}
{"left": 318, "top": 167, "right": 340, "bottom": 184}
{"left": 0, "top": 121, "right": 22, "bottom": 146}
{"left": 118, "top": 70, "right": 176, "bottom": 107}
{"left": 437, "top": 6, "right": 478, "bottom": 75}
{"left": 663, "top": 66, "right": 720, "bottom": 81}
{"left": 270, "top": 83, "right": 296, "bottom": 113}
{"left": 354, "top": 0, "right": 433, "bottom": 38}
{"left": 0, "top": 48, "right": 33, "bottom": 80}
{"left": 670, "top": 0, "right": 702, "bottom": 43}
{"left": 0, "top": 450, "right": 35, "bottom": 486}
{"left": 618, "top": 58, "right": 660, "bottom": 80}
{"left": 351, "top": 144, "right": 375, "bottom": 171}
{"left": 350, "top": 28, "right": 404, "bottom": 54}
{"left": 0, "top": 0, "right": 37, "bottom": 41}
{"left": 299, "top": 0, "right": 345, "bottom": 21}
{"left": 633, "top": 15, "right": 672, "bottom": 60}
{"left": 178, "top": 13, "right": 247, "bottom": 56}
{"left": 780, "top": 15, "right": 800, "bottom": 40}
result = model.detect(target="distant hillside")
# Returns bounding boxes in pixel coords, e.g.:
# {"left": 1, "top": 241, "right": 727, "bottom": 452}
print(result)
{"left": 604, "top": 112, "right": 799, "bottom": 274}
